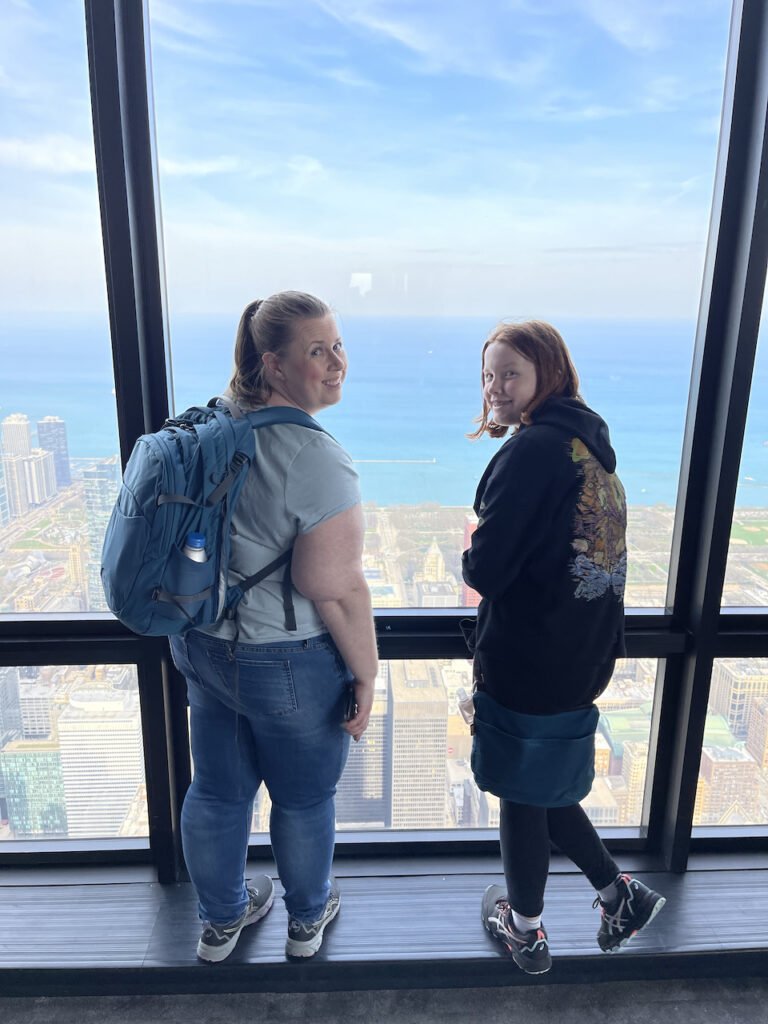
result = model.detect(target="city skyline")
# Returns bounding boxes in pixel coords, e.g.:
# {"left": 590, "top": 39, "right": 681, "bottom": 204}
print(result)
{"left": 2, "top": 655, "right": 766, "bottom": 841}
{"left": 0, "top": 397, "right": 766, "bottom": 839}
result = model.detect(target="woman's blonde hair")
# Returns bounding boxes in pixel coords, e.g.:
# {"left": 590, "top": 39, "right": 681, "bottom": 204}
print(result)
{"left": 228, "top": 290, "right": 331, "bottom": 407}
{"left": 469, "top": 320, "right": 582, "bottom": 439}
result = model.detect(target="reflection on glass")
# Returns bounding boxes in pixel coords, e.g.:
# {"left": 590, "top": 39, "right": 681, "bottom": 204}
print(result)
{"left": 694, "top": 658, "right": 768, "bottom": 826}
{"left": 0, "top": 5, "right": 119, "bottom": 615}
{"left": 723, "top": 306, "right": 768, "bottom": 607}
{"left": 149, "top": 1, "right": 731, "bottom": 609}
{"left": 248, "top": 657, "right": 656, "bottom": 834}
{"left": 0, "top": 665, "right": 147, "bottom": 840}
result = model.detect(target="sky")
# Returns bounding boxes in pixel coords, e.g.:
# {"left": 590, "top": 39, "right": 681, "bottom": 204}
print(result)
{"left": 0, "top": 0, "right": 736, "bottom": 318}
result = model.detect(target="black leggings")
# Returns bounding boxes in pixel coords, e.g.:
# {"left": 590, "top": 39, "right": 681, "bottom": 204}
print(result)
{"left": 499, "top": 799, "right": 620, "bottom": 918}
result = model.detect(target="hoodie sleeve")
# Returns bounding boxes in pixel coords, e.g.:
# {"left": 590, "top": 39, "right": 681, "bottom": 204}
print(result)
{"left": 461, "top": 430, "right": 568, "bottom": 601}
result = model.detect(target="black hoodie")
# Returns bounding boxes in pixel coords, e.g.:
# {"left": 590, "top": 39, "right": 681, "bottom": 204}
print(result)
{"left": 461, "top": 396, "right": 627, "bottom": 715}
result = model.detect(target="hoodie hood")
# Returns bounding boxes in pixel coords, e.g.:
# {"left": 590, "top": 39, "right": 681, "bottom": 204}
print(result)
{"left": 527, "top": 396, "right": 617, "bottom": 473}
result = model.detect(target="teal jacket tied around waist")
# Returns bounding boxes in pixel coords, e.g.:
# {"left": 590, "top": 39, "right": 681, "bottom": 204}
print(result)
{"left": 471, "top": 691, "right": 599, "bottom": 807}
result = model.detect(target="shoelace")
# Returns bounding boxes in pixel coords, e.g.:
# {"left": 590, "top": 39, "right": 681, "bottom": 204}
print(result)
{"left": 592, "top": 895, "right": 628, "bottom": 933}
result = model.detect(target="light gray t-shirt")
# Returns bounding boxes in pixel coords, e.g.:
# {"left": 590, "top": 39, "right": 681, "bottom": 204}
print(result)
{"left": 201, "top": 415, "right": 360, "bottom": 644}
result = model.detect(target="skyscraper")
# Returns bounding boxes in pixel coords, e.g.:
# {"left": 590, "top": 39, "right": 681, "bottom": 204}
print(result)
{"left": 709, "top": 659, "right": 768, "bottom": 739}
{"left": 19, "top": 680, "right": 55, "bottom": 739}
{"left": 0, "top": 738, "right": 67, "bottom": 838}
{"left": 36, "top": 416, "right": 72, "bottom": 488}
{"left": 421, "top": 539, "right": 446, "bottom": 581}
{"left": 0, "top": 456, "right": 10, "bottom": 527}
{"left": 1, "top": 414, "right": 32, "bottom": 457}
{"left": 390, "top": 660, "right": 448, "bottom": 828}
{"left": 696, "top": 746, "right": 758, "bottom": 824}
{"left": 83, "top": 456, "right": 120, "bottom": 611}
{"left": 746, "top": 696, "right": 768, "bottom": 773}
{"left": 0, "top": 667, "right": 23, "bottom": 742}
{"left": 1, "top": 454, "right": 29, "bottom": 518}
{"left": 336, "top": 663, "right": 392, "bottom": 828}
{"left": 23, "top": 448, "right": 57, "bottom": 505}
{"left": 621, "top": 740, "right": 649, "bottom": 825}
{"left": 58, "top": 685, "right": 145, "bottom": 838}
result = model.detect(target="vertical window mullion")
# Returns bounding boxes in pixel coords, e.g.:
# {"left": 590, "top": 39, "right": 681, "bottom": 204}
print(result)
{"left": 657, "top": 0, "right": 768, "bottom": 870}
{"left": 84, "top": 0, "right": 180, "bottom": 878}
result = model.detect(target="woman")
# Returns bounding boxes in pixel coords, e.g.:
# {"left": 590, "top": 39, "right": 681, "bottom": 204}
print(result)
{"left": 462, "top": 320, "right": 664, "bottom": 975}
{"left": 170, "top": 291, "right": 377, "bottom": 963}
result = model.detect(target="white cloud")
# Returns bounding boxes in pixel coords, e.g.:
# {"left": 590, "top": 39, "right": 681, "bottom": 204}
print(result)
{"left": 314, "top": 0, "right": 551, "bottom": 85}
{"left": 578, "top": 0, "right": 669, "bottom": 52}
{"left": 148, "top": 0, "right": 219, "bottom": 40}
{"left": 0, "top": 134, "right": 94, "bottom": 174}
{"left": 285, "top": 155, "right": 327, "bottom": 190}
{"left": 323, "top": 66, "right": 375, "bottom": 88}
{"left": 159, "top": 155, "right": 241, "bottom": 176}
{"left": 148, "top": 29, "right": 256, "bottom": 66}
{"left": 541, "top": 101, "right": 628, "bottom": 122}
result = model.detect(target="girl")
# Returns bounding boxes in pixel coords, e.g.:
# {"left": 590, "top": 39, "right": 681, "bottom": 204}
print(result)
{"left": 462, "top": 320, "right": 664, "bottom": 975}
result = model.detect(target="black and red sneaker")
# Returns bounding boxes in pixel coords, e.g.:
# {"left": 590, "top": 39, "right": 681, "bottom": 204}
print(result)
{"left": 594, "top": 873, "right": 666, "bottom": 952}
{"left": 481, "top": 884, "right": 552, "bottom": 975}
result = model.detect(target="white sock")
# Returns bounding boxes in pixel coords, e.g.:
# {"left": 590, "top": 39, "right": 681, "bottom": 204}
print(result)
{"left": 511, "top": 908, "right": 542, "bottom": 933}
{"left": 597, "top": 874, "right": 623, "bottom": 905}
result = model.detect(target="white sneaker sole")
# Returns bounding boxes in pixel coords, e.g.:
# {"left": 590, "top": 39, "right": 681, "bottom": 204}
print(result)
{"left": 607, "top": 895, "right": 666, "bottom": 953}
{"left": 285, "top": 897, "right": 340, "bottom": 958}
{"left": 197, "top": 893, "right": 275, "bottom": 963}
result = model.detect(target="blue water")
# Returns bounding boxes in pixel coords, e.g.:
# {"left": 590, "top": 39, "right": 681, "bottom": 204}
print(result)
{"left": 1, "top": 313, "right": 766, "bottom": 506}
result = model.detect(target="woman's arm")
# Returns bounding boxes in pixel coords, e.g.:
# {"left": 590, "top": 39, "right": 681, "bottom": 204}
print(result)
{"left": 291, "top": 502, "right": 378, "bottom": 740}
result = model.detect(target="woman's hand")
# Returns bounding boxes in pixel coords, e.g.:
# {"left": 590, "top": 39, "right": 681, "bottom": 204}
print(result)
{"left": 343, "top": 677, "right": 374, "bottom": 741}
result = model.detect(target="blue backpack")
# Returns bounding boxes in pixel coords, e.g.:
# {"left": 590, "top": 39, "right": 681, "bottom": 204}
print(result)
{"left": 100, "top": 396, "right": 326, "bottom": 636}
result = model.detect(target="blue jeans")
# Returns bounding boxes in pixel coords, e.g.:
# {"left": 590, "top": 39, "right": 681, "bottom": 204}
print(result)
{"left": 170, "top": 630, "right": 352, "bottom": 925}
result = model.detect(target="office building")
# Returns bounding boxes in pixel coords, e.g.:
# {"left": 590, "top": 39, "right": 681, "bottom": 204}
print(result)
{"left": 709, "top": 659, "right": 768, "bottom": 739}
{"left": 336, "top": 664, "right": 392, "bottom": 829}
{"left": 390, "top": 660, "right": 448, "bottom": 829}
{"left": 746, "top": 696, "right": 768, "bottom": 773}
{"left": 23, "top": 448, "right": 57, "bottom": 506}
{"left": 58, "top": 686, "right": 146, "bottom": 838}
{"left": 36, "top": 416, "right": 72, "bottom": 488}
{"left": 83, "top": 456, "right": 120, "bottom": 611}
{"left": 0, "top": 738, "right": 67, "bottom": 838}
{"left": 19, "top": 681, "right": 55, "bottom": 740}
{"left": 0, "top": 667, "right": 22, "bottom": 742}
{"left": 1, "top": 454, "right": 29, "bottom": 518}
{"left": 1, "top": 414, "right": 32, "bottom": 457}
{"left": 0, "top": 456, "right": 9, "bottom": 527}
{"left": 695, "top": 746, "right": 759, "bottom": 825}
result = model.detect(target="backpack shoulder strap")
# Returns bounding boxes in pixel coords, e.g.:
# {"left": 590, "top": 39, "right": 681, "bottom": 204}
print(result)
{"left": 245, "top": 405, "right": 330, "bottom": 436}
{"left": 210, "top": 394, "right": 245, "bottom": 419}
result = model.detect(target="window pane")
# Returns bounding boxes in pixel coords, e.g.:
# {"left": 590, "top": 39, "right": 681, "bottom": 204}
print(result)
{"left": 0, "top": 3, "right": 120, "bottom": 616}
{"left": 242, "top": 657, "right": 656, "bottom": 835}
{"left": 0, "top": 665, "right": 147, "bottom": 840}
{"left": 148, "top": 2, "right": 730, "bottom": 610}
{"left": 693, "top": 658, "right": 768, "bottom": 826}
{"left": 723, "top": 296, "right": 768, "bottom": 606}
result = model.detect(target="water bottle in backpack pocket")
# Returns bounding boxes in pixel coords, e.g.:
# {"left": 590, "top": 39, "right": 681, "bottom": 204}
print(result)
{"left": 155, "top": 532, "right": 216, "bottom": 625}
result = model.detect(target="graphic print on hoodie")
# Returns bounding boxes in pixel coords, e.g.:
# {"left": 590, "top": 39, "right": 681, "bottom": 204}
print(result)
{"left": 568, "top": 437, "right": 627, "bottom": 602}
{"left": 462, "top": 395, "right": 627, "bottom": 712}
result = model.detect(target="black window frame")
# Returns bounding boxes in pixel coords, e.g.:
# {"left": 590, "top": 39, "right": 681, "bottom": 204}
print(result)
{"left": 0, "top": 0, "right": 766, "bottom": 881}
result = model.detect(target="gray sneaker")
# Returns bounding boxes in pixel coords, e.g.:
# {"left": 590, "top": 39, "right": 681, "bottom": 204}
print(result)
{"left": 197, "top": 875, "right": 275, "bottom": 963}
{"left": 285, "top": 879, "right": 341, "bottom": 958}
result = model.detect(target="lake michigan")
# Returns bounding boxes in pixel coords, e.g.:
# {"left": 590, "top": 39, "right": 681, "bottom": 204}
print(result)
{"left": 1, "top": 313, "right": 766, "bottom": 508}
